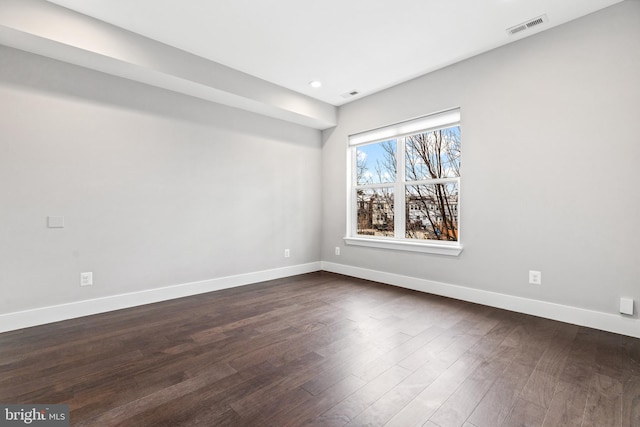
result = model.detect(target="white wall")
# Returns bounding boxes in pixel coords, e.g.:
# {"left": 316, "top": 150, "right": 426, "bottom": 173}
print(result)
{"left": 0, "top": 46, "right": 322, "bottom": 317}
{"left": 2, "top": 1, "right": 639, "bottom": 336}
{"left": 0, "top": 0, "right": 336, "bottom": 129}
{"left": 322, "top": 2, "right": 640, "bottom": 324}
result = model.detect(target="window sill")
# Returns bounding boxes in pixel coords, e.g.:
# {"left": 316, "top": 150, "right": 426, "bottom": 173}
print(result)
{"left": 344, "top": 236, "right": 463, "bottom": 256}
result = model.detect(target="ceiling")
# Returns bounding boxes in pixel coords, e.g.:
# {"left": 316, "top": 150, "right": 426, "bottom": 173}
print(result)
{"left": 45, "top": 0, "right": 623, "bottom": 107}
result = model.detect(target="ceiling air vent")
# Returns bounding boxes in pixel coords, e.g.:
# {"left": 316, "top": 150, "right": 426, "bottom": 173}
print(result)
{"left": 506, "top": 14, "right": 548, "bottom": 36}
{"left": 341, "top": 90, "right": 360, "bottom": 99}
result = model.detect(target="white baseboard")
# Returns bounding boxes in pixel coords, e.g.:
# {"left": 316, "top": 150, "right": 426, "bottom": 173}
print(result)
{"left": 321, "top": 261, "right": 640, "bottom": 339}
{"left": 0, "top": 262, "right": 322, "bottom": 333}
{"left": 4, "top": 261, "right": 637, "bottom": 339}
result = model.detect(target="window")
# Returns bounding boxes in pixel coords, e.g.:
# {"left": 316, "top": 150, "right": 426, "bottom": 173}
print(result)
{"left": 346, "top": 109, "right": 462, "bottom": 256}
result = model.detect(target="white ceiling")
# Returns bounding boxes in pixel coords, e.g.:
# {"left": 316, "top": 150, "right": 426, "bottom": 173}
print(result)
{"left": 45, "top": 0, "right": 622, "bottom": 106}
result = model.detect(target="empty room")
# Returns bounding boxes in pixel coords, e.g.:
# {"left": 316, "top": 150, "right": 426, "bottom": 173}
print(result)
{"left": 1, "top": 0, "right": 640, "bottom": 426}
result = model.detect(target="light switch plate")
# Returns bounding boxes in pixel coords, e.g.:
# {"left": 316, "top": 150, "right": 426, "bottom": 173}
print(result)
{"left": 47, "top": 216, "right": 64, "bottom": 228}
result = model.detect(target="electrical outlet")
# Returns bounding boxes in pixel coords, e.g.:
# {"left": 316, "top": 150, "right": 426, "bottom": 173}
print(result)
{"left": 80, "top": 272, "right": 93, "bottom": 287}
{"left": 335, "top": 247, "right": 340, "bottom": 256}
{"left": 529, "top": 270, "right": 541, "bottom": 285}
{"left": 284, "top": 249, "right": 290, "bottom": 258}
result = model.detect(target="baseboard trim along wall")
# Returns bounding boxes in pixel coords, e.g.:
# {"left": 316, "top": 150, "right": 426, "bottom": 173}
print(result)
{"left": 3, "top": 261, "right": 637, "bottom": 338}
{"left": 0, "top": 262, "right": 322, "bottom": 333}
{"left": 321, "top": 261, "right": 640, "bottom": 339}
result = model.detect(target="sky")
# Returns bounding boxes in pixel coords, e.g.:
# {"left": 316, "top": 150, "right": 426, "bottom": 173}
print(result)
{"left": 357, "top": 140, "right": 395, "bottom": 185}
{"left": 356, "top": 126, "right": 460, "bottom": 185}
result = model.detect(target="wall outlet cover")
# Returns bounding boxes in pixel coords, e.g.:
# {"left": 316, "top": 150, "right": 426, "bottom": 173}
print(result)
{"left": 528, "top": 270, "right": 542, "bottom": 285}
{"left": 620, "top": 297, "right": 634, "bottom": 315}
{"left": 80, "top": 272, "right": 93, "bottom": 286}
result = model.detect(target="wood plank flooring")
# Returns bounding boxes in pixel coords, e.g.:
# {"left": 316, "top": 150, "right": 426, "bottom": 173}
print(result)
{"left": 2, "top": 271, "right": 640, "bottom": 426}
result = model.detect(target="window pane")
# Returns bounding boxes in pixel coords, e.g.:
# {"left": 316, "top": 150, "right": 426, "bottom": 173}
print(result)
{"left": 405, "top": 126, "right": 460, "bottom": 181}
{"left": 356, "top": 140, "right": 396, "bottom": 185}
{"left": 406, "top": 182, "right": 459, "bottom": 241}
{"left": 356, "top": 188, "right": 394, "bottom": 237}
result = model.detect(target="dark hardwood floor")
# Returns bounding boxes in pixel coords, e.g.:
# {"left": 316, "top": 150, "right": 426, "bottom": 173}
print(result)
{"left": 2, "top": 271, "right": 640, "bottom": 426}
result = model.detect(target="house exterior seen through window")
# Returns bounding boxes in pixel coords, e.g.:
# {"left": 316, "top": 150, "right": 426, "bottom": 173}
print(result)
{"left": 346, "top": 109, "right": 462, "bottom": 256}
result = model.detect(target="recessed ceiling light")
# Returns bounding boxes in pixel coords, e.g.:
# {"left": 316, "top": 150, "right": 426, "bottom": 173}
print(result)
{"left": 309, "top": 80, "right": 322, "bottom": 88}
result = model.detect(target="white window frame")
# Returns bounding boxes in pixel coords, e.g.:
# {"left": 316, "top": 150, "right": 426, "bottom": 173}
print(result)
{"left": 345, "top": 108, "right": 463, "bottom": 256}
